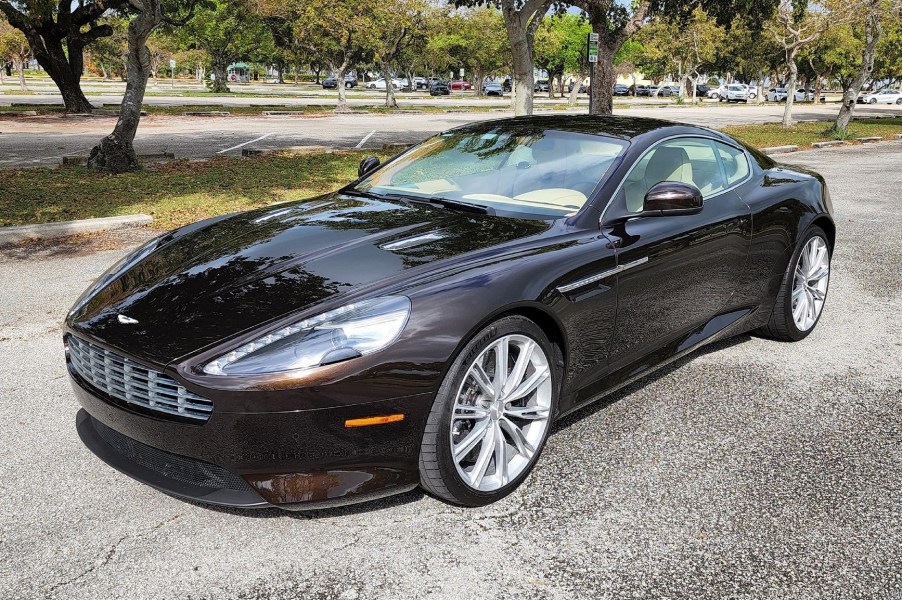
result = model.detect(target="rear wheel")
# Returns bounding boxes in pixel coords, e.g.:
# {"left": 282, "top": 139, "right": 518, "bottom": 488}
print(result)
{"left": 419, "top": 316, "right": 558, "bottom": 506}
{"left": 758, "top": 226, "right": 831, "bottom": 341}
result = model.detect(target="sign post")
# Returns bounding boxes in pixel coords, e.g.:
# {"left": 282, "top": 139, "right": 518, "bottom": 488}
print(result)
{"left": 169, "top": 59, "right": 176, "bottom": 88}
{"left": 587, "top": 33, "right": 599, "bottom": 114}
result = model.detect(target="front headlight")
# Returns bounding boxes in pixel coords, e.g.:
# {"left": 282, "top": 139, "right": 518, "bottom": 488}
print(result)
{"left": 203, "top": 296, "right": 411, "bottom": 376}
{"left": 68, "top": 234, "right": 164, "bottom": 317}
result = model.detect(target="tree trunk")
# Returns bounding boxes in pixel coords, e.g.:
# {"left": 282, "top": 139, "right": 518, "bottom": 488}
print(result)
{"left": 382, "top": 61, "right": 397, "bottom": 108}
{"left": 501, "top": 2, "right": 540, "bottom": 116}
{"left": 335, "top": 62, "right": 351, "bottom": 113}
{"left": 757, "top": 70, "right": 766, "bottom": 104}
{"left": 568, "top": 73, "right": 582, "bottom": 106}
{"left": 88, "top": 7, "right": 159, "bottom": 173}
{"left": 16, "top": 59, "right": 26, "bottom": 90}
{"left": 589, "top": 42, "right": 617, "bottom": 115}
{"left": 834, "top": 5, "right": 881, "bottom": 135}
{"left": 782, "top": 48, "right": 799, "bottom": 128}
{"left": 210, "top": 59, "right": 230, "bottom": 93}
{"left": 30, "top": 37, "right": 94, "bottom": 112}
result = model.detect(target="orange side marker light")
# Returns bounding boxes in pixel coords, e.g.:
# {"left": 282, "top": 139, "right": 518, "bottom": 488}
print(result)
{"left": 344, "top": 414, "right": 405, "bottom": 428}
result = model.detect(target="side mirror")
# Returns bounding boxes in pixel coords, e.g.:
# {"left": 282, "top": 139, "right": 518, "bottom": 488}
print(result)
{"left": 358, "top": 156, "right": 381, "bottom": 178}
{"left": 642, "top": 181, "right": 703, "bottom": 216}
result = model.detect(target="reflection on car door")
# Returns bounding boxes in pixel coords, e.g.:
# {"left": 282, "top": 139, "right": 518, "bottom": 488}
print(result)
{"left": 603, "top": 137, "right": 752, "bottom": 386}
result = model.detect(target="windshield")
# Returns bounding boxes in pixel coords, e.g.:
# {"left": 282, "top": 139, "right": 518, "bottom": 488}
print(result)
{"left": 354, "top": 127, "right": 628, "bottom": 218}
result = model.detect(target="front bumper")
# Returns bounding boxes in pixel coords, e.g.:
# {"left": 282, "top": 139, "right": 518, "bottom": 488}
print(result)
{"left": 71, "top": 370, "right": 431, "bottom": 510}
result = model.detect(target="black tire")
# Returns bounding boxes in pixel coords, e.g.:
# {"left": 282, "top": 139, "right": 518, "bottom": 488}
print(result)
{"left": 757, "top": 225, "right": 831, "bottom": 342}
{"left": 419, "top": 315, "right": 559, "bottom": 507}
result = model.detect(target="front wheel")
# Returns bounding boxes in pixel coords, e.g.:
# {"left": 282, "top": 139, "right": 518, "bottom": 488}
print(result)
{"left": 758, "top": 226, "right": 831, "bottom": 341}
{"left": 896, "top": 98, "right": 902, "bottom": 105}
{"left": 870, "top": 98, "right": 877, "bottom": 104}
{"left": 419, "top": 316, "right": 558, "bottom": 506}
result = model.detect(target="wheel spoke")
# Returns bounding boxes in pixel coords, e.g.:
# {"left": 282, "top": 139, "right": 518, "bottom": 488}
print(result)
{"left": 500, "top": 417, "right": 535, "bottom": 459}
{"left": 468, "top": 363, "right": 495, "bottom": 399}
{"left": 453, "top": 402, "right": 489, "bottom": 419}
{"left": 470, "top": 423, "right": 496, "bottom": 487}
{"left": 502, "top": 340, "right": 534, "bottom": 397}
{"left": 506, "top": 368, "right": 550, "bottom": 402}
{"left": 792, "top": 291, "right": 808, "bottom": 324}
{"left": 809, "top": 287, "right": 826, "bottom": 301}
{"left": 808, "top": 265, "right": 829, "bottom": 282}
{"left": 454, "top": 418, "right": 489, "bottom": 461}
{"left": 504, "top": 404, "right": 550, "bottom": 421}
{"left": 492, "top": 339, "right": 509, "bottom": 396}
{"left": 493, "top": 422, "right": 508, "bottom": 486}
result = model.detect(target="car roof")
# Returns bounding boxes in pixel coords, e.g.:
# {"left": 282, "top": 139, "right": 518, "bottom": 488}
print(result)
{"left": 449, "top": 115, "right": 721, "bottom": 142}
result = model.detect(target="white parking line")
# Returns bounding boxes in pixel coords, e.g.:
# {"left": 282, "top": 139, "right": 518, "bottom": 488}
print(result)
{"left": 216, "top": 133, "right": 273, "bottom": 154}
{"left": 355, "top": 129, "right": 377, "bottom": 149}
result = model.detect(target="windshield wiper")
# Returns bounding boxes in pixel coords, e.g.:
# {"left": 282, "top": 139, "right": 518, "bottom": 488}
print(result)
{"left": 380, "top": 193, "right": 491, "bottom": 215}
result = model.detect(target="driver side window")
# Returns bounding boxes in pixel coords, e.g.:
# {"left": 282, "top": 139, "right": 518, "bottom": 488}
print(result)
{"left": 623, "top": 139, "right": 725, "bottom": 212}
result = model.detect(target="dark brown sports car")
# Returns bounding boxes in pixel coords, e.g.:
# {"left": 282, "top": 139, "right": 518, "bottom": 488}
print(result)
{"left": 66, "top": 116, "right": 834, "bottom": 510}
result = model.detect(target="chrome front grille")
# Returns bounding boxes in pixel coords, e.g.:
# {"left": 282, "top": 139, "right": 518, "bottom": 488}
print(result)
{"left": 68, "top": 335, "right": 213, "bottom": 422}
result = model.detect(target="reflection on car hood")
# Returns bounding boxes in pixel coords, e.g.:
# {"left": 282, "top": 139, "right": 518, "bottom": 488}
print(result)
{"left": 67, "top": 193, "right": 550, "bottom": 364}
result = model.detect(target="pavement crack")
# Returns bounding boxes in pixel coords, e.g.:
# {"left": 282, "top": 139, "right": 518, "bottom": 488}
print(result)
{"left": 42, "top": 514, "right": 180, "bottom": 598}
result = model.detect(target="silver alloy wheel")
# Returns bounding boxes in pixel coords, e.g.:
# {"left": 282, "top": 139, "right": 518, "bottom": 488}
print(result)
{"left": 449, "top": 334, "right": 552, "bottom": 492}
{"left": 791, "top": 235, "right": 830, "bottom": 332}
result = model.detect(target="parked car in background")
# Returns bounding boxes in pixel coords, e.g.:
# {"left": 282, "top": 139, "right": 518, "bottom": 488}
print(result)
{"left": 429, "top": 80, "right": 451, "bottom": 96}
{"left": 718, "top": 84, "right": 749, "bottom": 102}
{"left": 450, "top": 80, "right": 472, "bottom": 91}
{"left": 767, "top": 88, "right": 825, "bottom": 102}
{"left": 534, "top": 79, "right": 550, "bottom": 92}
{"left": 366, "top": 78, "right": 401, "bottom": 90}
{"left": 663, "top": 85, "right": 682, "bottom": 96}
{"left": 858, "top": 89, "right": 902, "bottom": 104}
{"left": 483, "top": 82, "right": 504, "bottom": 96}
{"left": 413, "top": 77, "right": 429, "bottom": 90}
{"left": 613, "top": 83, "right": 630, "bottom": 96}
{"left": 695, "top": 84, "right": 710, "bottom": 96}
{"left": 322, "top": 75, "right": 357, "bottom": 89}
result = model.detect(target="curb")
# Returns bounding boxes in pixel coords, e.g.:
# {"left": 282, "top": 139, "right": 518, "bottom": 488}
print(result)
{"left": 183, "top": 111, "right": 230, "bottom": 116}
{"left": 0, "top": 214, "right": 153, "bottom": 245}
{"left": 242, "top": 145, "right": 331, "bottom": 157}
{"left": 857, "top": 136, "right": 882, "bottom": 143}
{"left": 762, "top": 145, "right": 798, "bottom": 155}
{"left": 812, "top": 140, "right": 846, "bottom": 149}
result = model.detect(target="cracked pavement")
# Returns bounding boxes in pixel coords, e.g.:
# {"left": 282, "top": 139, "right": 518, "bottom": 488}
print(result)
{"left": 0, "top": 143, "right": 900, "bottom": 599}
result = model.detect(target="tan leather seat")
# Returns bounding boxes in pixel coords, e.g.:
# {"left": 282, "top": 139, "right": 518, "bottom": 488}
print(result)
{"left": 625, "top": 146, "right": 693, "bottom": 212}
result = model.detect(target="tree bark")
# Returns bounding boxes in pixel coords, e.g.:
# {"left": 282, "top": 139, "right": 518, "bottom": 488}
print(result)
{"left": 210, "top": 58, "right": 230, "bottom": 93}
{"left": 500, "top": 0, "right": 548, "bottom": 116}
{"left": 834, "top": 4, "right": 881, "bottom": 135}
{"left": 782, "top": 48, "right": 798, "bottom": 127}
{"left": 589, "top": 41, "right": 617, "bottom": 115}
{"left": 88, "top": 1, "right": 161, "bottom": 173}
{"left": 756, "top": 70, "right": 766, "bottom": 104}
{"left": 16, "top": 58, "right": 26, "bottom": 90}
{"left": 335, "top": 60, "right": 351, "bottom": 113}
{"left": 32, "top": 37, "right": 95, "bottom": 112}
{"left": 382, "top": 60, "right": 397, "bottom": 108}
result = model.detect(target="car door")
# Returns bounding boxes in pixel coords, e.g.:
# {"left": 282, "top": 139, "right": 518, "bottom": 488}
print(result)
{"left": 601, "top": 137, "right": 752, "bottom": 384}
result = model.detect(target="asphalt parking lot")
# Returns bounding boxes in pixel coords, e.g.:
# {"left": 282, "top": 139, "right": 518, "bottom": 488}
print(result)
{"left": 0, "top": 142, "right": 900, "bottom": 599}
{"left": 2, "top": 103, "right": 899, "bottom": 168}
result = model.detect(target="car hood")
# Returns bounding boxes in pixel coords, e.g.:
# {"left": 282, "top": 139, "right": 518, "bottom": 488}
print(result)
{"left": 67, "top": 193, "right": 550, "bottom": 365}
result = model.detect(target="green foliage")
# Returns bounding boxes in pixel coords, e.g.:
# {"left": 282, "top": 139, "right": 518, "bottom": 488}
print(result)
{"left": 427, "top": 6, "right": 509, "bottom": 80}
{"left": 535, "top": 13, "right": 591, "bottom": 77}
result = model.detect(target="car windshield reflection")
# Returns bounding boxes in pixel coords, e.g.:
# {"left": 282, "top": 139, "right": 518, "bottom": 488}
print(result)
{"left": 354, "top": 127, "right": 628, "bottom": 219}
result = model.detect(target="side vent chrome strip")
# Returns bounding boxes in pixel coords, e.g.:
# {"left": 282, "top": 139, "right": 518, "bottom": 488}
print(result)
{"left": 557, "top": 256, "right": 649, "bottom": 294}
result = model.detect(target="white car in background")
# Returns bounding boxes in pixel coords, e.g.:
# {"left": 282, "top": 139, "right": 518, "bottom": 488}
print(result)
{"left": 366, "top": 78, "right": 402, "bottom": 90}
{"left": 767, "top": 88, "right": 825, "bottom": 103}
{"left": 717, "top": 84, "right": 750, "bottom": 102}
{"left": 859, "top": 89, "right": 902, "bottom": 104}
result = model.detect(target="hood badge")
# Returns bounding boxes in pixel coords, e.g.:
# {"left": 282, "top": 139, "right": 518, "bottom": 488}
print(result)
{"left": 117, "top": 314, "right": 139, "bottom": 325}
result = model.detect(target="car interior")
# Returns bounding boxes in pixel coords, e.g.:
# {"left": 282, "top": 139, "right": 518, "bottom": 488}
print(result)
{"left": 368, "top": 132, "right": 626, "bottom": 217}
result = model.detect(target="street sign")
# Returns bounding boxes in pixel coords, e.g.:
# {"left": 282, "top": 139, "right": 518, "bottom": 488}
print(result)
{"left": 587, "top": 32, "right": 599, "bottom": 64}
{"left": 459, "top": 68, "right": 464, "bottom": 77}
{"left": 169, "top": 59, "right": 176, "bottom": 69}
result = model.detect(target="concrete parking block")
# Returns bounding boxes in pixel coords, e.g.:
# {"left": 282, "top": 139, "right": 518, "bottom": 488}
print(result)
{"left": 0, "top": 214, "right": 153, "bottom": 244}
{"left": 762, "top": 145, "right": 799, "bottom": 154}
{"left": 183, "top": 111, "right": 231, "bottom": 116}
{"left": 856, "top": 136, "right": 883, "bottom": 143}
{"left": 812, "top": 140, "right": 847, "bottom": 148}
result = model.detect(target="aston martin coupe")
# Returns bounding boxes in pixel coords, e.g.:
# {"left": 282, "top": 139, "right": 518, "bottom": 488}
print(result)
{"left": 66, "top": 116, "right": 834, "bottom": 510}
